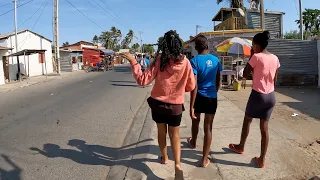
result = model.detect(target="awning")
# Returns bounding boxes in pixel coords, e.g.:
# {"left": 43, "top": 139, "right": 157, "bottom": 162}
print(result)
{"left": 8, "top": 49, "right": 46, "bottom": 56}
{"left": 0, "top": 46, "right": 13, "bottom": 50}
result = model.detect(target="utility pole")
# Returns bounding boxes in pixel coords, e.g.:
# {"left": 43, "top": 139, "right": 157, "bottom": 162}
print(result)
{"left": 54, "top": 0, "right": 60, "bottom": 74}
{"left": 139, "top": 31, "right": 143, "bottom": 53}
{"left": 14, "top": 0, "right": 21, "bottom": 81}
{"left": 260, "top": 0, "right": 265, "bottom": 30}
{"left": 299, "top": 0, "right": 303, "bottom": 40}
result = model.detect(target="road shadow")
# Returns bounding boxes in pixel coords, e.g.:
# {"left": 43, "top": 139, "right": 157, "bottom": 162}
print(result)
{"left": 114, "top": 66, "right": 131, "bottom": 73}
{"left": 110, "top": 80, "right": 136, "bottom": 83}
{"left": 0, "top": 154, "right": 22, "bottom": 180}
{"left": 29, "top": 139, "right": 254, "bottom": 179}
{"left": 111, "top": 84, "right": 141, "bottom": 87}
{"left": 276, "top": 87, "right": 320, "bottom": 120}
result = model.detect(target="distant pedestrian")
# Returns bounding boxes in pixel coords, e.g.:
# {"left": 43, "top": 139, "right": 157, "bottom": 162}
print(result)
{"left": 187, "top": 35, "right": 222, "bottom": 168}
{"left": 228, "top": 31, "right": 280, "bottom": 168}
{"left": 120, "top": 30, "right": 195, "bottom": 178}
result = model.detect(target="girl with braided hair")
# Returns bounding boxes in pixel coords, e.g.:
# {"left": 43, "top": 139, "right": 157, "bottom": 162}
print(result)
{"left": 120, "top": 30, "right": 195, "bottom": 177}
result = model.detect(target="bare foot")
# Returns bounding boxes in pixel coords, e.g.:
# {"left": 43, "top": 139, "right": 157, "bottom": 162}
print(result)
{"left": 174, "top": 165, "right": 184, "bottom": 180}
{"left": 201, "top": 158, "right": 210, "bottom": 168}
{"left": 229, "top": 144, "right": 244, "bottom": 154}
{"left": 160, "top": 155, "right": 169, "bottom": 164}
{"left": 253, "top": 157, "right": 265, "bottom": 168}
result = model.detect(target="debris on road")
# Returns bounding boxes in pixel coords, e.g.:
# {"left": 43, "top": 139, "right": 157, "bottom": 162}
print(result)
{"left": 292, "top": 113, "right": 298, "bottom": 117}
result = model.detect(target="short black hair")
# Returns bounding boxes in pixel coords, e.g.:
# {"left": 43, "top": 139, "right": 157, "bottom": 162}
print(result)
{"left": 143, "top": 54, "right": 146, "bottom": 58}
{"left": 253, "top": 31, "right": 270, "bottom": 50}
{"left": 137, "top": 54, "right": 142, "bottom": 58}
{"left": 195, "top": 35, "right": 208, "bottom": 54}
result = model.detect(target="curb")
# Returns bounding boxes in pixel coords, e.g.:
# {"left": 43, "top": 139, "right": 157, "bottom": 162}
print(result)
{"left": 106, "top": 93, "right": 155, "bottom": 180}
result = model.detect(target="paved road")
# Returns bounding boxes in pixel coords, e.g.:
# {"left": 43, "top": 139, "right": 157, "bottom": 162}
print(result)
{"left": 0, "top": 65, "right": 150, "bottom": 180}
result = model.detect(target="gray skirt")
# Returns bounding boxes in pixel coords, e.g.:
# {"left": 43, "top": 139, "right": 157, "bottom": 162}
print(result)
{"left": 245, "top": 90, "right": 276, "bottom": 120}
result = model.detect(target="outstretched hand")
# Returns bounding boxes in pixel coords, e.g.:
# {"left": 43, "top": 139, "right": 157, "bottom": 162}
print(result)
{"left": 119, "top": 52, "right": 135, "bottom": 62}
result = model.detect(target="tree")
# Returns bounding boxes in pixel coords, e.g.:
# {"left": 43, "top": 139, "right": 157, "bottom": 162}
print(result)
{"left": 62, "top": 42, "right": 69, "bottom": 47}
{"left": 121, "top": 29, "right": 134, "bottom": 49}
{"left": 142, "top": 44, "right": 155, "bottom": 55}
{"left": 92, "top": 35, "right": 99, "bottom": 45}
{"left": 216, "top": 0, "right": 244, "bottom": 8}
{"left": 284, "top": 30, "right": 300, "bottom": 39}
{"left": 131, "top": 43, "right": 140, "bottom": 53}
{"left": 296, "top": 8, "right": 320, "bottom": 38}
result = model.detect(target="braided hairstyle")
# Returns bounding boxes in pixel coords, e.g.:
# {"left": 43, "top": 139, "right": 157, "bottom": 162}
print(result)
{"left": 156, "top": 30, "right": 183, "bottom": 72}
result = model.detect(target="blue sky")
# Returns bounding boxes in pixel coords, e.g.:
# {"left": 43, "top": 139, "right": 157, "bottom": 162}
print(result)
{"left": 0, "top": 0, "right": 319, "bottom": 45}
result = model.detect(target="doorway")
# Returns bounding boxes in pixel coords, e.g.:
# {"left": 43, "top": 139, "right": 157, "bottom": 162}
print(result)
{"left": 2, "top": 56, "right": 9, "bottom": 82}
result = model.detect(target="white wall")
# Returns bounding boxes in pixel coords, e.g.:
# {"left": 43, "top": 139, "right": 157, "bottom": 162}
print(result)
{"left": 318, "top": 40, "right": 320, "bottom": 87}
{"left": 5, "top": 31, "right": 53, "bottom": 79}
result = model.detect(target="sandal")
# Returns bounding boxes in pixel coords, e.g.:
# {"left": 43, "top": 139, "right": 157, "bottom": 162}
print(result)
{"left": 228, "top": 144, "right": 244, "bottom": 154}
{"left": 253, "top": 157, "right": 265, "bottom": 168}
{"left": 187, "top": 137, "right": 196, "bottom": 149}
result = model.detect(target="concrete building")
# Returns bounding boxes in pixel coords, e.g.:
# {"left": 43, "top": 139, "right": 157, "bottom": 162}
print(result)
{"left": 0, "top": 29, "right": 53, "bottom": 84}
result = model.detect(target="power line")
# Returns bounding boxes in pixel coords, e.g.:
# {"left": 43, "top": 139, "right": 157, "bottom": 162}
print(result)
{"left": 0, "top": 2, "right": 12, "bottom": 8}
{"left": 18, "top": 0, "right": 47, "bottom": 29}
{"left": 91, "top": 0, "right": 127, "bottom": 28}
{"left": 0, "top": 0, "right": 34, "bottom": 17}
{"left": 96, "top": 0, "right": 125, "bottom": 25}
{"left": 64, "top": 0, "right": 105, "bottom": 30}
{"left": 19, "top": 0, "right": 50, "bottom": 48}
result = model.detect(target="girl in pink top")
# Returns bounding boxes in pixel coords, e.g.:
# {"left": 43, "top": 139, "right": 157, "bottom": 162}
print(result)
{"left": 120, "top": 30, "right": 195, "bottom": 177}
{"left": 229, "top": 31, "right": 280, "bottom": 168}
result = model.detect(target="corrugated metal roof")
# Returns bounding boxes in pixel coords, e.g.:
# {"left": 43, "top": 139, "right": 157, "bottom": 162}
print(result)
{"left": 0, "top": 29, "right": 52, "bottom": 42}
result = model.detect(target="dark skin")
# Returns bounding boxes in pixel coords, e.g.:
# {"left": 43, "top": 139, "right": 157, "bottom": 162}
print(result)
{"left": 189, "top": 48, "right": 220, "bottom": 167}
{"left": 230, "top": 42, "right": 279, "bottom": 168}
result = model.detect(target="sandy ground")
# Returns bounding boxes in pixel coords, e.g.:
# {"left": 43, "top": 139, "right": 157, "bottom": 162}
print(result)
{"left": 220, "top": 86, "right": 320, "bottom": 165}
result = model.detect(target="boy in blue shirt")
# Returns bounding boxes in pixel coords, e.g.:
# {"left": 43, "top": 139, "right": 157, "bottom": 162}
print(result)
{"left": 187, "top": 35, "right": 222, "bottom": 167}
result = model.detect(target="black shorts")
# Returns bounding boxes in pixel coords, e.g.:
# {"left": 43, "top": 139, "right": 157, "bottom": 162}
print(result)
{"left": 151, "top": 111, "right": 182, "bottom": 127}
{"left": 194, "top": 94, "right": 218, "bottom": 114}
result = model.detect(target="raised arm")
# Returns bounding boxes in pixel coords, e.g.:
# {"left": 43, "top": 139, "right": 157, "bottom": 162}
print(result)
{"left": 120, "top": 53, "right": 158, "bottom": 86}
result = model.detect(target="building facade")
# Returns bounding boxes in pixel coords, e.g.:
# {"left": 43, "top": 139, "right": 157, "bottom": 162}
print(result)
{"left": 0, "top": 29, "right": 53, "bottom": 84}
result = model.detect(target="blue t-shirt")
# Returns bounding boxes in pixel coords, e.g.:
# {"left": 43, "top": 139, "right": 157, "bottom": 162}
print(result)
{"left": 190, "top": 54, "right": 222, "bottom": 98}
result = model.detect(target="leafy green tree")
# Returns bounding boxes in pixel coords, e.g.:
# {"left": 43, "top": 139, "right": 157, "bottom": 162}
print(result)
{"left": 142, "top": 44, "right": 155, "bottom": 55}
{"left": 284, "top": 30, "right": 300, "bottom": 39}
{"left": 62, "top": 42, "right": 69, "bottom": 47}
{"left": 92, "top": 35, "right": 99, "bottom": 44}
{"left": 131, "top": 43, "right": 140, "bottom": 53}
{"left": 296, "top": 8, "right": 320, "bottom": 38}
{"left": 216, "top": 0, "right": 244, "bottom": 8}
{"left": 121, "top": 30, "right": 134, "bottom": 49}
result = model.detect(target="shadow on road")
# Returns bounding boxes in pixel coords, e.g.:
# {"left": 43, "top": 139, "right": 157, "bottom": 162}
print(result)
{"left": 111, "top": 84, "right": 141, "bottom": 87}
{"left": 110, "top": 80, "right": 136, "bottom": 83}
{"left": 29, "top": 139, "right": 254, "bottom": 179}
{"left": 114, "top": 66, "right": 131, "bottom": 73}
{"left": 0, "top": 154, "right": 22, "bottom": 180}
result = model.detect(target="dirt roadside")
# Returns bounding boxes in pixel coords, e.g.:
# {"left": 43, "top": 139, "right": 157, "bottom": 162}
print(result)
{"left": 220, "top": 86, "right": 320, "bottom": 165}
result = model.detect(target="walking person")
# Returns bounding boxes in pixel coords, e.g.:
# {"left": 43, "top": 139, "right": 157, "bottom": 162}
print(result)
{"left": 228, "top": 31, "right": 280, "bottom": 168}
{"left": 120, "top": 30, "right": 195, "bottom": 178}
{"left": 187, "top": 35, "right": 222, "bottom": 167}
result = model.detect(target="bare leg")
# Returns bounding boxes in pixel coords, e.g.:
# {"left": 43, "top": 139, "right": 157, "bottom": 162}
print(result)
{"left": 202, "top": 114, "right": 214, "bottom": 167}
{"left": 168, "top": 126, "right": 182, "bottom": 172}
{"left": 190, "top": 113, "right": 201, "bottom": 147}
{"left": 233, "top": 115, "right": 253, "bottom": 151}
{"left": 258, "top": 119, "right": 269, "bottom": 165}
{"left": 157, "top": 124, "right": 168, "bottom": 164}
